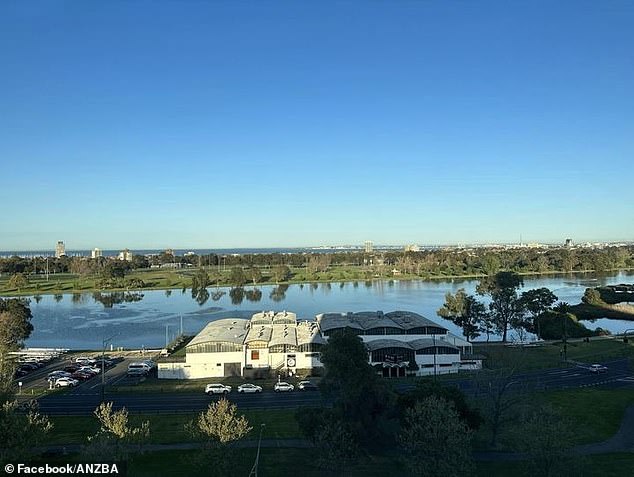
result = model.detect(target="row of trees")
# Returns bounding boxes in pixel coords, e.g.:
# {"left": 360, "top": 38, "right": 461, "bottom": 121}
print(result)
{"left": 2, "top": 245, "right": 633, "bottom": 277}
{"left": 438, "top": 271, "right": 574, "bottom": 342}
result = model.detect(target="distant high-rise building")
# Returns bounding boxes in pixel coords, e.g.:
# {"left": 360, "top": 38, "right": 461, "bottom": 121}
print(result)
{"left": 564, "top": 238, "right": 573, "bottom": 247}
{"left": 91, "top": 248, "right": 103, "bottom": 259}
{"left": 55, "top": 241, "right": 66, "bottom": 258}
{"left": 404, "top": 244, "right": 420, "bottom": 252}
{"left": 118, "top": 249, "right": 133, "bottom": 261}
{"left": 364, "top": 241, "right": 374, "bottom": 253}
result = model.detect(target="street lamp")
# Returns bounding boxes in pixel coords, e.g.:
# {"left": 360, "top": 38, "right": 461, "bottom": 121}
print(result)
{"left": 101, "top": 334, "right": 117, "bottom": 402}
{"left": 248, "top": 424, "right": 266, "bottom": 477}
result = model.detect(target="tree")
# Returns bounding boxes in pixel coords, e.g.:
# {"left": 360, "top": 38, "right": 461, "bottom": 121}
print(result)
{"left": 0, "top": 298, "right": 34, "bottom": 351}
{"left": 319, "top": 329, "right": 394, "bottom": 446}
{"left": 477, "top": 272, "right": 525, "bottom": 342}
{"left": 185, "top": 399, "right": 252, "bottom": 476}
{"left": 229, "top": 267, "right": 246, "bottom": 287}
{"left": 271, "top": 264, "right": 291, "bottom": 284}
{"left": 398, "top": 396, "right": 474, "bottom": 477}
{"left": 510, "top": 405, "right": 578, "bottom": 477}
{"left": 7, "top": 273, "right": 29, "bottom": 291}
{"left": 437, "top": 289, "right": 488, "bottom": 342}
{"left": 246, "top": 266, "right": 262, "bottom": 285}
{"left": 581, "top": 288, "right": 603, "bottom": 305}
{"left": 398, "top": 380, "right": 482, "bottom": 431}
{"left": 314, "top": 419, "right": 359, "bottom": 474}
{"left": 0, "top": 401, "right": 53, "bottom": 465}
{"left": 84, "top": 402, "right": 150, "bottom": 461}
{"left": 519, "top": 288, "right": 558, "bottom": 339}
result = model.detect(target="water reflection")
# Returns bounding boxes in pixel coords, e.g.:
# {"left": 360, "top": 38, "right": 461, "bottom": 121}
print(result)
{"left": 270, "top": 284, "right": 289, "bottom": 302}
{"left": 92, "top": 291, "right": 144, "bottom": 308}
{"left": 245, "top": 289, "right": 262, "bottom": 302}
{"left": 229, "top": 287, "right": 245, "bottom": 305}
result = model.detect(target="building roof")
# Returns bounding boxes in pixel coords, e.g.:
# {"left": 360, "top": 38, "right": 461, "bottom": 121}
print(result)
{"left": 269, "top": 324, "right": 297, "bottom": 347}
{"left": 365, "top": 339, "right": 413, "bottom": 351}
{"left": 187, "top": 318, "right": 249, "bottom": 347}
{"left": 244, "top": 324, "right": 273, "bottom": 344}
{"left": 317, "top": 310, "right": 446, "bottom": 333}
{"left": 296, "top": 321, "right": 327, "bottom": 347}
{"left": 408, "top": 338, "right": 458, "bottom": 351}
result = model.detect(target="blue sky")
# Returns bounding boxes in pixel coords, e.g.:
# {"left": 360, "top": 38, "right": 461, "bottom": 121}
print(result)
{"left": 1, "top": 1, "right": 632, "bottom": 250}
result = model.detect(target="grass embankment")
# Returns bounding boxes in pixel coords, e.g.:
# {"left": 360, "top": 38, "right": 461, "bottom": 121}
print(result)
{"left": 571, "top": 302, "right": 634, "bottom": 321}
{"left": 474, "top": 338, "right": 634, "bottom": 371}
{"left": 47, "top": 408, "right": 301, "bottom": 445}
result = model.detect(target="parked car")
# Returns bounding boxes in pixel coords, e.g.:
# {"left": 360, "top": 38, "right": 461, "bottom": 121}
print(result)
{"left": 589, "top": 364, "right": 608, "bottom": 374}
{"left": 205, "top": 384, "right": 232, "bottom": 395}
{"left": 47, "top": 371, "right": 72, "bottom": 382}
{"left": 237, "top": 383, "right": 262, "bottom": 394}
{"left": 74, "top": 356, "right": 96, "bottom": 365}
{"left": 274, "top": 382, "right": 294, "bottom": 392}
{"left": 54, "top": 377, "right": 79, "bottom": 388}
{"left": 78, "top": 365, "right": 101, "bottom": 374}
{"left": 127, "top": 362, "right": 151, "bottom": 376}
{"left": 64, "top": 365, "right": 80, "bottom": 373}
{"left": 71, "top": 371, "right": 93, "bottom": 381}
{"left": 297, "top": 381, "right": 318, "bottom": 391}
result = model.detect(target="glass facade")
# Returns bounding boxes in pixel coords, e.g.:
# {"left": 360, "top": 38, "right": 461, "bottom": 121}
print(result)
{"left": 187, "top": 342, "right": 243, "bottom": 353}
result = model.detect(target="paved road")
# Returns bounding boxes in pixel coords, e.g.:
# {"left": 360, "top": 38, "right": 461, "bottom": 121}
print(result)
{"left": 29, "top": 357, "right": 632, "bottom": 415}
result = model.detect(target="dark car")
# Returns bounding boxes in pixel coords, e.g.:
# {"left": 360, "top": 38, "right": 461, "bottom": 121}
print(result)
{"left": 64, "top": 365, "right": 80, "bottom": 373}
{"left": 71, "top": 371, "right": 93, "bottom": 381}
{"left": 297, "top": 381, "right": 318, "bottom": 391}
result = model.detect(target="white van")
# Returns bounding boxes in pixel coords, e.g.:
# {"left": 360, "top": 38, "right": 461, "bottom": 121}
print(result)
{"left": 127, "top": 362, "right": 151, "bottom": 376}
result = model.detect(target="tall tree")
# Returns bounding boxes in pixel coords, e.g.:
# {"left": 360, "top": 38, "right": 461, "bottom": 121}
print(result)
{"left": 229, "top": 267, "right": 246, "bottom": 287}
{"left": 477, "top": 272, "right": 525, "bottom": 342}
{"left": 319, "top": 329, "right": 394, "bottom": 446}
{"left": 0, "top": 298, "right": 34, "bottom": 350}
{"left": 6, "top": 273, "right": 29, "bottom": 291}
{"left": 519, "top": 288, "right": 558, "bottom": 339}
{"left": 84, "top": 402, "right": 150, "bottom": 461}
{"left": 246, "top": 266, "right": 262, "bottom": 286}
{"left": 437, "top": 289, "right": 488, "bottom": 342}
{"left": 398, "top": 396, "right": 474, "bottom": 477}
{"left": 185, "top": 399, "right": 252, "bottom": 477}
{"left": 271, "top": 264, "right": 291, "bottom": 284}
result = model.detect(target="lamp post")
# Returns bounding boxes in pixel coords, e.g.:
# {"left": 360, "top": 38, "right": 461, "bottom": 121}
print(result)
{"left": 432, "top": 333, "right": 437, "bottom": 380}
{"left": 101, "top": 334, "right": 117, "bottom": 403}
{"left": 248, "top": 424, "right": 266, "bottom": 477}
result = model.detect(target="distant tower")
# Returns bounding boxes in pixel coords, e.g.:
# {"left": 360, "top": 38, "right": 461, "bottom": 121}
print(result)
{"left": 55, "top": 241, "right": 66, "bottom": 258}
{"left": 564, "top": 238, "right": 573, "bottom": 248}
{"left": 364, "top": 241, "right": 374, "bottom": 253}
{"left": 91, "top": 248, "right": 103, "bottom": 259}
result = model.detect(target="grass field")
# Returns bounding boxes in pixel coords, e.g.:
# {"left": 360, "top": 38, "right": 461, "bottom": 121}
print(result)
{"left": 47, "top": 408, "right": 302, "bottom": 445}
{"left": 475, "top": 338, "right": 634, "bottom": 371}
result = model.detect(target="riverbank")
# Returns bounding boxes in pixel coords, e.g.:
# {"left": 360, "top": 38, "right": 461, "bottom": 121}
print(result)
{"left": 2, "top": 266, "right": 632, "bottom": 297}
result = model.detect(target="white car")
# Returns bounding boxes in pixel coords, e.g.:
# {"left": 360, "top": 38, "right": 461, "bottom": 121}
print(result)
{"left": 589, "top": 364, "right": 608, "bottom": 374}
{"left": 274, "top": 382, "right": 294, "bottom": 392}
{"left": 55, "top": 377, "right": 79, "bottom": 388}
{"left": 297, "top": 381, "right": 318, "bottom": 391}
{"left": 78, "top": 366, "right": 101, "bottom": 374}
{"left": 205, "top": 383, "right": 232, "bottom": 395}
{"left": 237, "top": 383, "right": 262, "bottom": 394}
{"left": 75, "top": 357, "right": 96, "bottom": 365}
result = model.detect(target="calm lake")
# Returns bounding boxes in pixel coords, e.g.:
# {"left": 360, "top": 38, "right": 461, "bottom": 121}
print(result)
{"left": 24, "top": 271, "right": 634, "bottom": 350}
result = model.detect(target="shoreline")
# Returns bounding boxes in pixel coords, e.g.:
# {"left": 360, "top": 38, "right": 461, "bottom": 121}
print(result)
{"left": 2, "top": 267, "right": 633, "bottom": 298}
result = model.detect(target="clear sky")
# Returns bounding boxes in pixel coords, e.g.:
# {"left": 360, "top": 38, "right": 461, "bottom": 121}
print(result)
{"left": 1, "top": 1, "right": 632, "bottom": 250}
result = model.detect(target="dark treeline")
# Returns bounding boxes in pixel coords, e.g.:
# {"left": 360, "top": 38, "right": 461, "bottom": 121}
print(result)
{"left": 1, "top": 246, "right": 632, "bottom": 278}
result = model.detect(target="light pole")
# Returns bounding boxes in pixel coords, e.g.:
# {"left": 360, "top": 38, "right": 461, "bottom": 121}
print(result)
{"left": 101, "top": 334, "right": 117, "bottom": 402}
{"left": 432, "top": 333, "right": 437, "bottom": 380}
{"left": 248, "top": 424, "right": 266, "bottom": 477}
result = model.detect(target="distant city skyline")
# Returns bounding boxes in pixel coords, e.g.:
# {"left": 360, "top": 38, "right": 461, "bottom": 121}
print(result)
{"left": 1, "top": 2, "right": 632, "bottom": 250}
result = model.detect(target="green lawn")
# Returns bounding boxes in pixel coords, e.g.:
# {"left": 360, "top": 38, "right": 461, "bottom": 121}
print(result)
{"left": 47, "top": 408, "right": 301, "bottom": 446}
{"left": 545, "top": 388, "right": 634, "bottom": 444}
{"left": 476, "top": 339, "right": 634, "bottom": 371}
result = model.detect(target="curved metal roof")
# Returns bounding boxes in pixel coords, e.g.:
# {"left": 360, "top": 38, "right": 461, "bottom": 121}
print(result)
{"left": 269, "top": 325, "right": 297, "bottom": 348}
{"left": 187, "top": 318, "right": 249, "bottom": 347}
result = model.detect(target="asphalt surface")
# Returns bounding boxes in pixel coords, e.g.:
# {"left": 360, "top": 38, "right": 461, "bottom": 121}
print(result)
{"left": 20, "top": 354, "right": 633, "bottom": 416}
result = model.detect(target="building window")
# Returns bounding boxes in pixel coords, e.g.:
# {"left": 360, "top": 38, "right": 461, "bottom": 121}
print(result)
{"left": 251, "top": 350, "right": 259, "bottom": 360}
{"left": 188, "top": 342, "right": 243, "bottom": 353}
{"left": 298, "top": 343, "right": 323, "bottom": 353}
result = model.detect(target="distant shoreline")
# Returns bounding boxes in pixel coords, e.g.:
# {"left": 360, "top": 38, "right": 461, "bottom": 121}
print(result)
{"left": 1, "top": 267, "right": 632, "bottom": 298}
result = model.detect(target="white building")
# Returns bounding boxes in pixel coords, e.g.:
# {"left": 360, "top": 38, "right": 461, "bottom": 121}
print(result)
{"left": 91, "top": 248, "right": 103, "bottom": 259}
{"left": 55, "top": 241, "right": 65, "bottom": 258}
{"left": 118, "top": 249, "right": 133, "bottom": 261}
{"left": 317, "top": 311, "right": 479, "bottom": 377}
{"left": 158, "top": 310, "right": 481, "bottom": 380}
{"left": 158, "top": 311, "right": 325, "bottom": 380}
